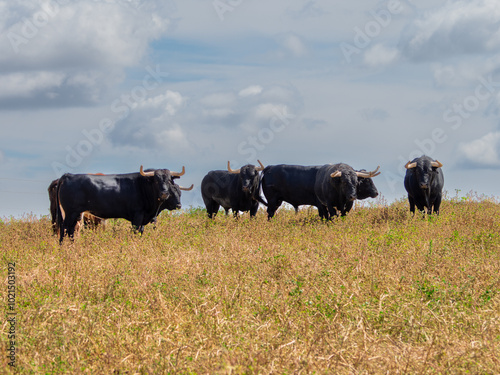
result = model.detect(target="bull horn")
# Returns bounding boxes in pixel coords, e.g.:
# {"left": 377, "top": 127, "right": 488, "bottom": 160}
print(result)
{"left": 356, "top": 166, "right": 381, "bottom": 178}
{"left": 140, "top": 165, "right": 155, "bottom": 177}
{"left": 227, "top": 161, "right": 240, "bottom": 174}
{"left": 330, "top": 171, "right": 342, "bottom": 178}
{"left": 179, "top": 184, "right": 194, "bottom": 191}
{"left": 405, "top": 161, "right": 417, "bottom": 169}
{"left": 171, "top": 166, "right": 186, "bottom": 177}
{"left": 256, "top": 160, "right": 265, "bottom": 172}
{"left": 431, "top": 160, "right": 443, "bottom": 168}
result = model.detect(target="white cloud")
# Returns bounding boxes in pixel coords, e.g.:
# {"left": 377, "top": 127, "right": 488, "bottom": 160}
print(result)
{"left": 255, "top": 103, "right": 290, "bottom": 120}
{"left": 431, "top": 61, "right": 490, "bottom": 88}
{"left": 136, "top": 90, "right": 186, "bottom": 115}
{"left": 239, "top": 85, "right": 263, "bottom": 97}
{"left": 0, "top": 71, "right": 65, "bottom": 98}
{"left": 364, "top": 44, "right": 400, "bottom": 66}
{"left": 262, "top": 85, "right": 301, "bottom": 104}
{"left": 109, "top": 83, "right": 302, "bottom": 155}
{"left": 459, "top": 131, "right": 500, "bottom": 167}
{"left": 200, "top": 92, "right": 236, "bottom": 108}
{"left": 158, "top": 123, "right": 189, "bottom": 149}
{"left": 202, "top": 108, "right": 235, "bottom": 118}
{"left": 400, "top": 0, "right": 500, "bottom": 61}
{"left": 164, "top": 91, "right": 185, "bottom": 115}
{"left": 282, "top": 34, "right": 307, "bottom": 57}
{"left": 1, "top": 1, "right": 170, "bottom": 67}
{"left": 0, "top": 1, "right": 175, "bottom": 107}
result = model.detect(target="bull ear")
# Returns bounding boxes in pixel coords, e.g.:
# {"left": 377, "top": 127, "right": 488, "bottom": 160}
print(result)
{"left": 330, "top": 171, "right": 342, "bottom": 178}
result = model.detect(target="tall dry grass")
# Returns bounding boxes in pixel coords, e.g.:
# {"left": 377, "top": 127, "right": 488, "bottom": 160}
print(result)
{"left": 1, "top": 196, "right": 500, "bottom": 374}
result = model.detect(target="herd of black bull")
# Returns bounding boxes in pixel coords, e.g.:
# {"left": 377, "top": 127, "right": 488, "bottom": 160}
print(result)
{"left": 50, "top": 155, "right": 444, "bottom": 243}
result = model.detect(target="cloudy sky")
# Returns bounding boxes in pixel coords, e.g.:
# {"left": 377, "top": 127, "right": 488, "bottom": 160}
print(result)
{"left": 1, "top": 0, "right": 500, "bottom": 218}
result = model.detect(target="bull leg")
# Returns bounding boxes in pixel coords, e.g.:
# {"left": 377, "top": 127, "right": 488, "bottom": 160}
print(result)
{"left": 326, "top": 204, "right": 338, "bottom": 220}
{"left": 317, "top": 205, "right": 328, "bottom": 220}
{"left": 58, "top": 216, "right": 65, "bottom": 244}
{"left": 66, "top": 214, "right": 80, "bottom": 240}
{"left": 205, "top": 200, "right": 220, "bottom": 219}
{"left": 414, "top": 201, "right": 426, "bottom": 215}
{"left": 60, "top": 212, "right": 80, "bottom": 243}
{"left": 408, "top": 195, "right": 416, "bottom": 214}
{"left": 413, "top": 201, "right": 427, "bottom": 218}
{"left": 432, "top": 194, "right": 442, "bottom": 215}
{"left": 134, "top": 225, "right": 145, "bottom": 234}
{"left": 250, "top": 201, "right": 259, "bottom": 217}
{"left": 131, "top": 213, "right": 145, "bottom": 234}
{"left": 58, "top": 222, "right": 65, "bottom": 244}
{"left": 339, "top": 202, "right": 354, "bottom": 217}
{"left": 51, "top": 218, "right": 58, "bottom": 235}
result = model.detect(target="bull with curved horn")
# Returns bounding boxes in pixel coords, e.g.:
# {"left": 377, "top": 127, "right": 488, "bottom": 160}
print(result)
{"left": 201, "top": 160, "right": 267, "bottom": 218}
{"left": 404, "top": 155, "right": 444, "bottom": 215}
{"left": 57, "top": 165, "right": 194, "bottom": 243}
{"left": 314, "top": 163, "right": 381, "bottom": 219}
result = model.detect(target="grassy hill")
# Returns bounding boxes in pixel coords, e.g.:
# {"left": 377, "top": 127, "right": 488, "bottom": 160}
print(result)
{"left": 2, "top": 196, "right": 500, "bottom": 374}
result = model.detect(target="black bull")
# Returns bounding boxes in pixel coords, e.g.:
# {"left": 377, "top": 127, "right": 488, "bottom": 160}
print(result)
{"left": 262, "top": 164, "right": 380, "bottom": 219}
{"left": 314, "top": 163, "right": 380, "bottom": 218}
{"left": 201, "top": 160, "right": 267, "bottom": 218}
{"left": 57, "top": 166, "right": 193, "bottom": 243}
{"left": 404, "top": 155, "right": 444, "bottom": 215}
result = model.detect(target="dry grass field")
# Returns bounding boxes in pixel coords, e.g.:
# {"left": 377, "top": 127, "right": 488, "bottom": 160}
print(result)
{"left": 2, "top": 194, "right": 500, "bottom": 374}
